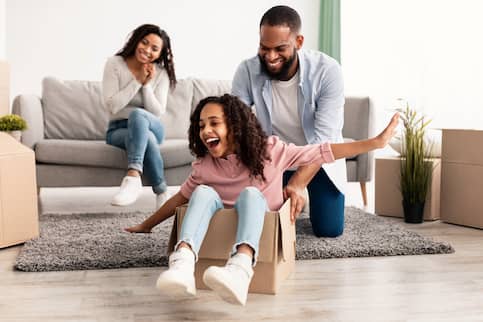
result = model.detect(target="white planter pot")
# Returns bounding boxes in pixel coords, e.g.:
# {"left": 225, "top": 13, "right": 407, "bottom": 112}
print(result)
{"left": 7, "top": 130, "right": 22, "bottom": 142}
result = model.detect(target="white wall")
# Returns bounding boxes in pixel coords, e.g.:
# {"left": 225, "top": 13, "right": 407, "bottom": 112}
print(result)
{"left": 0, "top": 0, "right": 6, "bottom": 59}
{"left": 342, "top": 0, "right": 483, "bottom": 131}
{"left": 6, "top": 0, "right": 319, "bottom": 101}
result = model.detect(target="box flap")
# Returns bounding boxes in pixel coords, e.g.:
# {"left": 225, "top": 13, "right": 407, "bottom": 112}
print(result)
{"left": 167, "top": 211, "right": 179, "bottom": 254}
{"left": 278, "top": 200, "right": 296, "bottom": 262}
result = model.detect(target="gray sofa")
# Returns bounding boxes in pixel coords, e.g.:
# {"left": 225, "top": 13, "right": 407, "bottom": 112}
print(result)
{"left": 13, "top": 77, "right": 374, "bottom": 202}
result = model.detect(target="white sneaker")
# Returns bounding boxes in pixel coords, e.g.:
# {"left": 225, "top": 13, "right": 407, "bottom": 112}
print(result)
{"left": 156, "top": 247, "right": 196, "bottom": 298}
{"left": 111, "top": 176, "right": 143, "bottom": 206}
{"left": 202, "top": 253, "right": 254, "bottom": 306}
{"left": 155, "top": 191, "right": 170, "bottom": 209}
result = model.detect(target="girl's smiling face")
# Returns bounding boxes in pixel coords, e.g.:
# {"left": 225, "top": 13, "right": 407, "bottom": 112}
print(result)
{"left": 199, "top": 103, "right": 235, "bottom": 158}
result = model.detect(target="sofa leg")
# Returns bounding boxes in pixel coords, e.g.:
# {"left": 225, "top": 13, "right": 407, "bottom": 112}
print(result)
{"left": 359, "top": 182, "right": 367, "bottom": 206}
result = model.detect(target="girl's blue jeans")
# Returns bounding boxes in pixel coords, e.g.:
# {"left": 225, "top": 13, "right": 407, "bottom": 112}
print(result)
{"left": 176, "top": 185, "right": 268, "bottom": 266}
{"left": 105, "top": 108, "right": 167, "bottom": 194}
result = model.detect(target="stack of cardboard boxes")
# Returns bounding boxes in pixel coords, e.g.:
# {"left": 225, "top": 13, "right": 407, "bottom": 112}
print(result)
{"left": 440, "top": 129, "right": 483, "bottom": 229}
{"left": 375, "top": 129, "right": 483, "bottom": 229}
{"left": 0, "top": 133, "right": 39, "bottom": 248}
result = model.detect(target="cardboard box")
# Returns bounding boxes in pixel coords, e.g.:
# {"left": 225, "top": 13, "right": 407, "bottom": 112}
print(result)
{"left": 168, "top": 200, "right": 295, "bottom": 294}
{"left": 441, "top": 129, "right": 483, "bottom": 229}
{"left": 0, "top": 133, "right": 39, "bottom": 248}
{"left": 375, "top": 156, "right": 441, "bottom": 220}
{"left": 0, "top": 61, "right": 9, "bottom": 116}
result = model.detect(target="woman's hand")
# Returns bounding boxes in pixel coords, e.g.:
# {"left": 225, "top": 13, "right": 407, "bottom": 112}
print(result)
{"left": 142, "top": 63, "right": 156, "bottom": 85}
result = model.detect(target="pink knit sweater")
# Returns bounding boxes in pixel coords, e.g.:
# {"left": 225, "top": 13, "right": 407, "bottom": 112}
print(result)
{"left": 180, "top": 136, "right": 335, "bottom": 211}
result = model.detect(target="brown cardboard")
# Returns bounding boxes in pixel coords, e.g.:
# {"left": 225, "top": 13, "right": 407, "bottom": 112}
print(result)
{"left": 168, "top": 200, "right": 295, "bottom": 294}
{"left": 0, "top": 133, "right": 39, "bottom": 247}
{"left": 0, "top": 61, "right": 9, "bottom": 116}
{"left": 440, "top": 129, "right": 483, "bottom": 229}
{"left": 375, "top": 156, "right": 441, "bottom": 220}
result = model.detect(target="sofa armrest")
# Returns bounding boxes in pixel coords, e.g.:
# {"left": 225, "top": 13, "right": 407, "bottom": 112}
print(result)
{"left": 12, "top": 94, "right": 44, "bottom": 149}
{"left": 343, "top": 96, "right": 376, "bottom": 182}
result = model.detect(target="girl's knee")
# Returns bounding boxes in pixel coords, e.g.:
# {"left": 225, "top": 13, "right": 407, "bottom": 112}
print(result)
{"left": 193, "top": 184, "right": 218, "bottom": 196}
{"left": 239, "top": 186, "right": 263, "bottom": 199}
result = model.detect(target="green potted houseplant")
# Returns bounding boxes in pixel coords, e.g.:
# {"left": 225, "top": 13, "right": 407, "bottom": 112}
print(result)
{"left": 0, "top": 114, "right": 28, "bottom": 141}
{"left": 399, "top": 104, "right": 433, "bottom": 223}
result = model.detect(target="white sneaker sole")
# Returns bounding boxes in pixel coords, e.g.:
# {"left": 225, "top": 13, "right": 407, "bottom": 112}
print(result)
{"left": 156, "top": 276, "right": 196, "bottom": 298}
{"left": 203, "top": 269, "right": 245, "bottom": 305}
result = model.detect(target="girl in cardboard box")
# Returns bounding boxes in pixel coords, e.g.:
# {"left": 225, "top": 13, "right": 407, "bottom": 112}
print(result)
{"left": 126, "top": 94, "right": 399, "bottom": 306}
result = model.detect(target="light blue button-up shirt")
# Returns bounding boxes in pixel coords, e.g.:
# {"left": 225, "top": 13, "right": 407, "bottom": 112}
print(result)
{"left": 231, "top": 49, "right": 347, "bottom": 193}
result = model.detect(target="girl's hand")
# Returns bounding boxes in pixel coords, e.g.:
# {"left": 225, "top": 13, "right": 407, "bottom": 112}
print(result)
{"left": 124, "top": 224, "right": 152, "bottom": 233}
{"left": 375, "top": 113, "right": 399, "bottom": 148}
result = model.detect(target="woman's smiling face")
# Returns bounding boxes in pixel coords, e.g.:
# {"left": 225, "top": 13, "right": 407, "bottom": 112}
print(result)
{"left": 135, "top": 33, "right": 162, "bottom": 64}
{"left": 199, "top": 103, "right": 235, "bottom": 158}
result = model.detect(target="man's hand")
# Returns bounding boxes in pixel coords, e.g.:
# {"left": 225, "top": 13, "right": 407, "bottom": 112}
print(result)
{"left": 283, "top": 184, "right": 306, "bottom": 224}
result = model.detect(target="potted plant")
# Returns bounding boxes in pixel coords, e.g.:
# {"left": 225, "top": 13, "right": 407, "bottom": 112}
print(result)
{"left": 0, "top": 114, "right": 28, "bottom": 141}
{"left": 399, "top": 104, "right": 433, "bottom": 223}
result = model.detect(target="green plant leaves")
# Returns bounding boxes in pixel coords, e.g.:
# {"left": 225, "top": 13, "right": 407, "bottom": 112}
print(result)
{"left": 398, "top": 104, "right": 433, "bottom": 204}
{"left": 0, "top": 114, "right": 28, "bottom": 131}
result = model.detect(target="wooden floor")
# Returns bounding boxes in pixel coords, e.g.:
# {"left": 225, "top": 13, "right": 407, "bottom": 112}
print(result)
{"left": 1, "top": 187, "right": 483, "bottom": 321}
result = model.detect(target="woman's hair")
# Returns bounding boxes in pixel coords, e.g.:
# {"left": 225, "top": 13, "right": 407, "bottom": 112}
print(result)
{"left": 116, "top": 24, "right": 176, "bottom": 87}
{"left": 188, "top": 94, "right": 271, "bottom": 181}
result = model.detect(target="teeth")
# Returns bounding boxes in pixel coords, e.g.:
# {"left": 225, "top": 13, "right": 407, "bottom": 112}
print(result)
{"left": 206, "top": 138, "right": 219, "bottom": 143}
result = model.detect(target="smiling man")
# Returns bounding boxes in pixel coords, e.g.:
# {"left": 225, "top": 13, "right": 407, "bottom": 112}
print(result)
{"left": 232, "top": 5, "right": 347, "bottom": 237}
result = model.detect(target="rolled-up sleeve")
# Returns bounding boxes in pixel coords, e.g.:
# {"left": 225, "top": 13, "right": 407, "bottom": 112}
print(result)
{"left": 268, "top": 136, "right": 335, "bottom": 171}
{"left": 313, "top": 63, "right": 345, "bottom": 143}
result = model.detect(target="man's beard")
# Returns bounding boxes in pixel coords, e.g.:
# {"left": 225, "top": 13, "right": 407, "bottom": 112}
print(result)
{"left": 258, "top": 49, "right": 297, "bottom": 81}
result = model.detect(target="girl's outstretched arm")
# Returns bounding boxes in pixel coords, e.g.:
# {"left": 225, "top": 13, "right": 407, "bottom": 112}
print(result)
{"left": 331, "top": 113, "right": 399, "bottom": 160}
{"left": 125, "top": 191, "right": 189, "bottom": 233}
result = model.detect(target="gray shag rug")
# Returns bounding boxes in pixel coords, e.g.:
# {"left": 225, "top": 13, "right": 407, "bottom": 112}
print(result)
{"left": 14, "top": 207, "right": 454, "bottom": 272}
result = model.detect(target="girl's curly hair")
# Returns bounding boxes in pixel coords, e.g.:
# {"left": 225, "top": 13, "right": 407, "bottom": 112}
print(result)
{"left": 188, "top": 94, "right": 271, "bottom": 181}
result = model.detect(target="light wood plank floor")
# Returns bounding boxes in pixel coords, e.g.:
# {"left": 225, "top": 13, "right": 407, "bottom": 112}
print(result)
{"left": 1, "top": 185, "right": 483, "bottom": 322}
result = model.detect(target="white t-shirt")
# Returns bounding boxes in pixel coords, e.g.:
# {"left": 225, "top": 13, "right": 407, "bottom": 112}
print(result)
{"left": 271, "top": 71, "right": 307, "bottom": 146}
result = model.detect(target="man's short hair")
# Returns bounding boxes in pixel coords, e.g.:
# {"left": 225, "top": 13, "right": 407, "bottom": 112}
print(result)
{"left": 259, "top": 5, "right": 301, "bottom": 33}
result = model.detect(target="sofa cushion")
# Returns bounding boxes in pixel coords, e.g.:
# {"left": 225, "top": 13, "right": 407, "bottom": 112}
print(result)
{"left": 35, "top": 139, "right": 194, "bottom": 169}
{"left": 191, "top": 78, "right": 232, "bottom": 112}
{"left": 161, "top": 78, "right": 193, "bottom": 139}
{"left": 42, "top": 77, "right": 108, "bottom": 140}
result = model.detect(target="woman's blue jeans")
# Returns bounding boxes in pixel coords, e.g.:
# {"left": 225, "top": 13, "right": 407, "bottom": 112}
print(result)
{"left": 283, "top": 168, "right": 345, "bottom": 237}
{"left": 176, "top": 185, "right": 268, "bottom": 266}
{"left": 106, "top": 109, "right": 167, "bottom": 194}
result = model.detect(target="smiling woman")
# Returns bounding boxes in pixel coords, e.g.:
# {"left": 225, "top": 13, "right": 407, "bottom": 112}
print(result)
{"left": 102, "top": 24, "right": 177, "bottom": 209}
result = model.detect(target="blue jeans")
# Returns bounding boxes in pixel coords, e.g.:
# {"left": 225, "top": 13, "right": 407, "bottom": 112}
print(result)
{"left": 106, "top": 109, "right": 167, "bottom": 194}
{"left": 283, "top": 168, "right": 345, "bottom": 237}
{"left": 177, "top": 185, "right": 268, "bottom": 265}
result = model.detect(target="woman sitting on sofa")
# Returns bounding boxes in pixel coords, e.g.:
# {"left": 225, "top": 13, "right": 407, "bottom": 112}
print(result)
{"left": 102, "top": 24, "right": 176, "bottom": 207}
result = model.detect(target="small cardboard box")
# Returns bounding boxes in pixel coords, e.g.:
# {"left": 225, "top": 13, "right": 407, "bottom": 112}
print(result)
{"left": 0, "top": 133, "right": 39, "bottom": 248}
{"left": 375, "top": 156, "right": 441, "bottom": 220}
{"left": 168, "top": 200, "right": 295, "bottom": 294}
{"left": 441, "top": 129, "right": 483, "bottom": 229}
